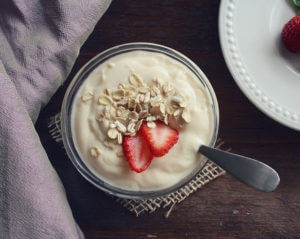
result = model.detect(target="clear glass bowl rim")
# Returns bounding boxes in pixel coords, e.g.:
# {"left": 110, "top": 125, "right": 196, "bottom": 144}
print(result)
{"left": 61, "top": 42, "right": 220, "bottom": 199}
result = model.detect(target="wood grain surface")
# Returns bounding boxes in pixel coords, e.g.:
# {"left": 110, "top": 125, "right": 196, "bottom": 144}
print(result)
{"left": 36, "top": 0, "right": 300, "bottom": 238}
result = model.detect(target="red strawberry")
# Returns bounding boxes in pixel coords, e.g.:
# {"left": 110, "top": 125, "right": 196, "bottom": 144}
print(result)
{"left": 141, "top": 121, "right": 179, "bottom": 157}
{"left": 122, "top": 132, "right": 153, "bottom": 173}
{"left": 282, "top": 15, "right": 300, "bottom": 53}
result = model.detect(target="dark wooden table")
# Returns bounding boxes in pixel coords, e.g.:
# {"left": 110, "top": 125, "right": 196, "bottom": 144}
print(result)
{"left": 36, "top": 0, "right": 300, "bottom": 238}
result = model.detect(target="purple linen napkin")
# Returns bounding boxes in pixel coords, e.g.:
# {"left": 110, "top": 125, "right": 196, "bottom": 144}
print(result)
{"left": 0, "top": 0, "right": 111, "bottom": 238}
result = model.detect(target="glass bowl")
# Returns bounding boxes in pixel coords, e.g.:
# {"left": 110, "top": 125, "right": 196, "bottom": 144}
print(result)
{"left": 61, "top": 42, "right": 219, "bottom": 199}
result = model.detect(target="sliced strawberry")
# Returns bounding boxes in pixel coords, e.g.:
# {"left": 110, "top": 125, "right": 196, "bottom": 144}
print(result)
{"left": 122, "top": 132, "right": 153, "bottom": 173}
{"left": 141, "top": 121, "right": 179, "bottom": 157}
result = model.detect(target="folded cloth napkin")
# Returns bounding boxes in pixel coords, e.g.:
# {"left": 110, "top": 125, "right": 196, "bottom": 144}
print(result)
{"left": 0, "top": 0, "right": 111, "bottom": 238}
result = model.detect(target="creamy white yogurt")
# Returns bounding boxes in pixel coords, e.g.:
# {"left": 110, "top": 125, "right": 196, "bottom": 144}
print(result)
{"left": 72, "top": 51, "right": 214, "bottom": 191}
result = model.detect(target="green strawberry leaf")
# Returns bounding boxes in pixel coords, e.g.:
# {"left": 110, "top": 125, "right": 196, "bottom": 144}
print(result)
{"left": 291, "top": 0, "right": 300, "bottom": 14}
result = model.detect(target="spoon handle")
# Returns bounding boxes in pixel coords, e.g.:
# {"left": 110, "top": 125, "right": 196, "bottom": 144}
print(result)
{"left": 198, "top": 145, "right": 280, "bottom": 192}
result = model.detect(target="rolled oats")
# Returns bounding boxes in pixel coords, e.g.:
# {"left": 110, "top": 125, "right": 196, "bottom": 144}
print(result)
{"left": 112, "top": 89, "right": 125, "bottom": 101}
{"left": 138, "top": 87, "right": 148, "bottom": 93}
{"left": 128, "top": 111, "right": 139, "bottom": 121}
{"left": 107, "top": 62, "right": 115, "bottom": 68}
{"left": 101, "top": 70, "right": 106, "bottom": 81}
{"left": 118, "top": 83, "right": 125, "bottom": 89}
{"left": 104, "top": 88, "right": 110, "bottom": 96}
{"left": 150, "top": 89, "right": 156, "bottom": 97}
{"left": 114, "top": 116, "right": 127, "bottom": 122}
{"left": 128, "top": 99, "right": 136, "bottom": 110}
{"left": 163, "top": 115, "right": 169, "bottom": 125}
{"left": 90, "top": 146, "right": 101, "bottom": 158}
{"left": 152, "top": 86, "right": 161, "bottom": 96}
{"left": 110, "top": 123, "right": 116, "bottom": 128}
{"left": 162, "top": 83, "right": 173, "bottom": 96}
{"left": 107, "top": 128, "right": 118, "bottom": 139}
{"left": 99, "top": 95, "right": 113, "bottom": 105}
{"left": 139, "top": 110, "right": 148, "bottom": 119}
{"left": 173, "top": 109, "right": 182, "bottom": 117}
{"left": 153, "top": 77, "right": 164, "bottom": 86}
{"left": 116, "top": 99, "right": 127, "bottom": 106}
{"left": 150, "top": 96, "right": 161, "bottom": 107}
{"left": 159, "top": 103, "right": 166, "bottom": 114}
{"left": 127, "top": 121, "right": 136, "bottom": 133}
{"left": 181, "top": 109, "right": 191, "bottom": 123}
{"left": 166, "top": 105, "right": 175, "bottom": 115}
{"left": 147, "top": 121, "right": 156, "bottom": 128}
{"left": 146, "top": 115, "right": 156, "bottom": 121}
{"left": 179, "top": 100, "right": 187, "bottom": 108}
{"left": 129, "top": 73, "right": 144, "bottom": 86}
{"left": 81, "top": 92, "right": 94, "bottom": 102}
{"left": 139, "top": 94, "right": 145, "bottom": 103}
{"left": 171, "top": 95, "right": 184, "bottom": 104}
{"left": 144, "top": 91, "right": 150, "bottom": 103}
{"left": 115, "top": 121, "right": 127, "bottom": 133}
{"left": 103, "top": 106, "right": 111, "bottom": 119}
{"left": 124, "top": 90, "right": 134, "bottom": 98}
{"left": 136, "top": 120, "right": 143, "bottom": 131}
{"left": 117, "top": 133, "right": 122, "bottom": 144}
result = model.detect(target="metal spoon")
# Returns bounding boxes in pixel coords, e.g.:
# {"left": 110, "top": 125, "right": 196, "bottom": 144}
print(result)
{"left": 198, "top": 145, "right": 280, "bottom": 192}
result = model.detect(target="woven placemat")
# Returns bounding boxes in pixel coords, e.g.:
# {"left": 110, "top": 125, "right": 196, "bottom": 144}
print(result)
{"left": 48, "top": 113, "right": 226, "bottom": 217}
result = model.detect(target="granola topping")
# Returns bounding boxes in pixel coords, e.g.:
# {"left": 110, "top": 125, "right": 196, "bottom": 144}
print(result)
{"left": 91, "top": 73, "right": 191, "bottom": 145}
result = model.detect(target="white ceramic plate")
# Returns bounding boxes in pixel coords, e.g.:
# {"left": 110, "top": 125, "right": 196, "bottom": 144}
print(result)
{"left": 219, "top": 0, "right": 300, "bottom": 130}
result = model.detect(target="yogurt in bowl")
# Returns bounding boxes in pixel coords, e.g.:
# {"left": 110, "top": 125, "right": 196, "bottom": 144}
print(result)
{"left": 61, "top": 43, "right": 219, "bottom": 198}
